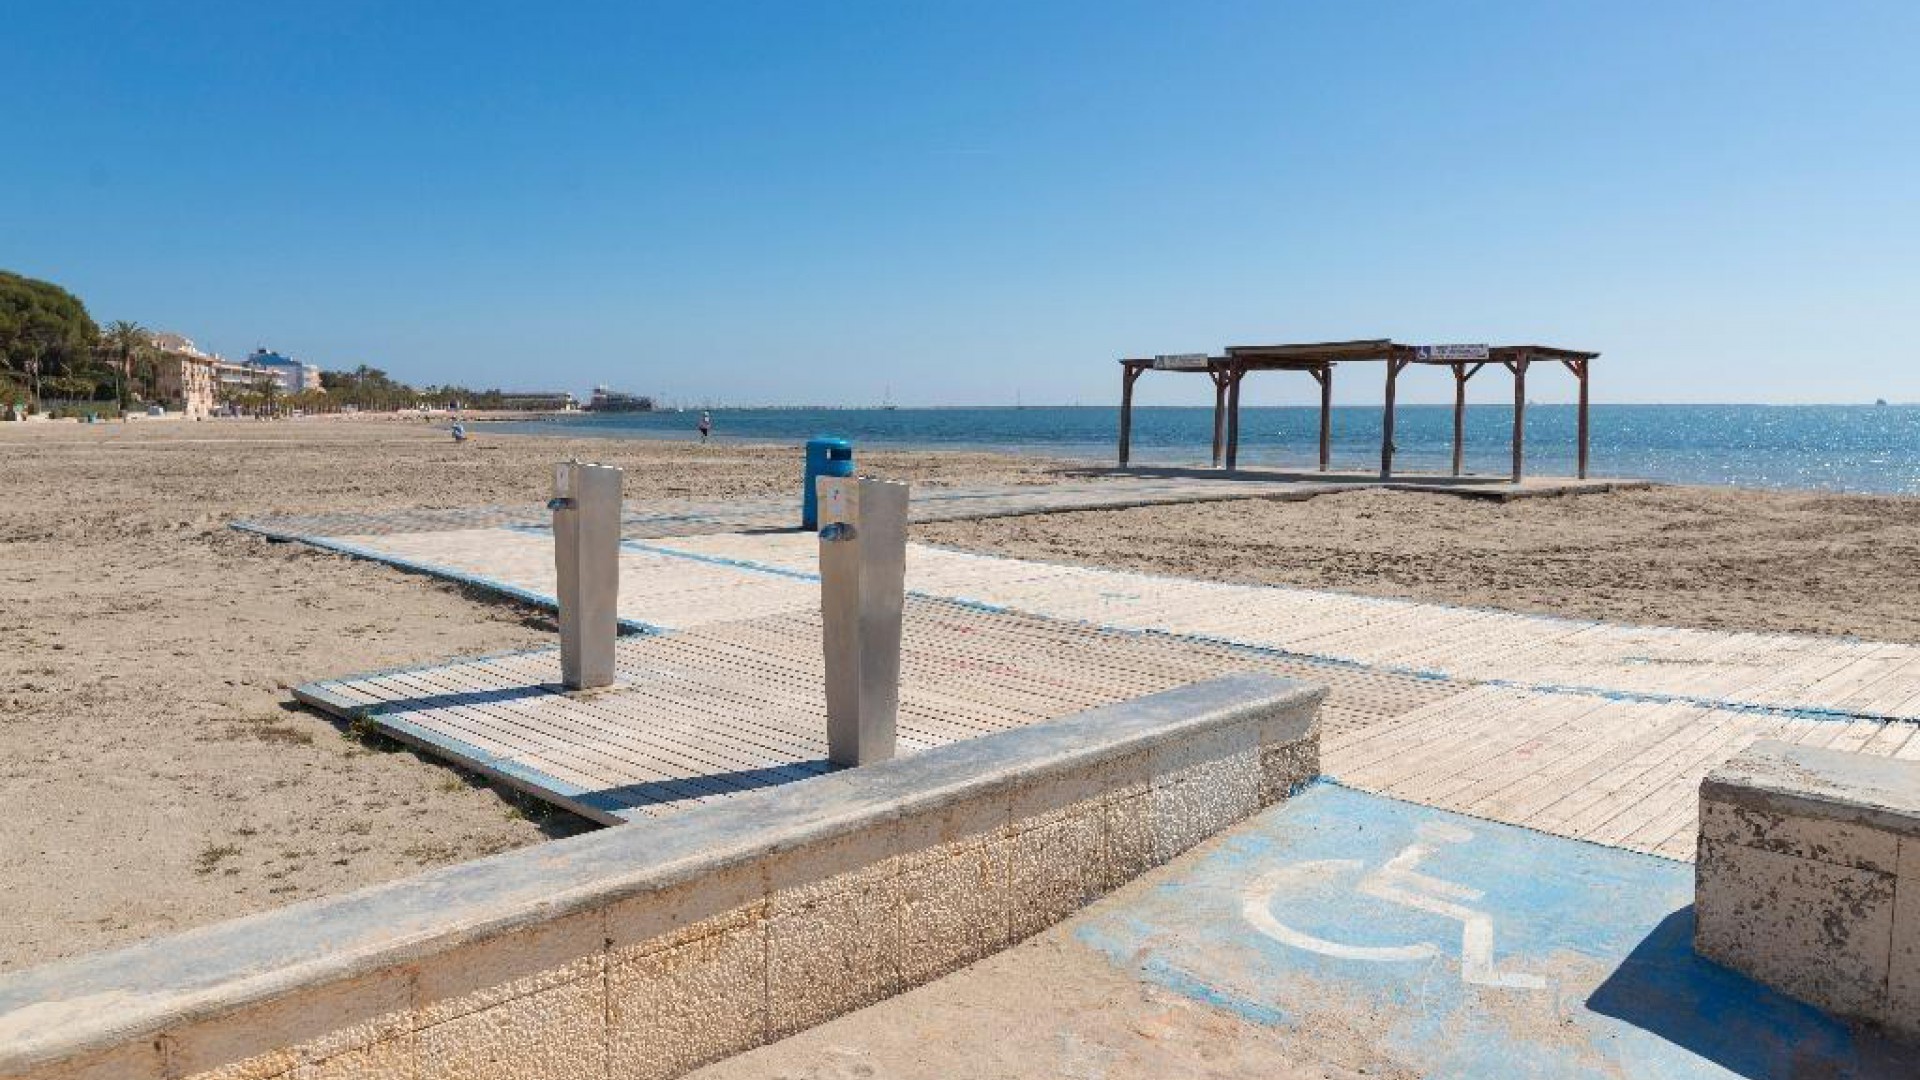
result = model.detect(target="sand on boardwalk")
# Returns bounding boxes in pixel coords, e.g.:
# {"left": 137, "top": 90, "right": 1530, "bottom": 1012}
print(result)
{"left": 4, "top": 416, "right": 1918, "bottom": 971}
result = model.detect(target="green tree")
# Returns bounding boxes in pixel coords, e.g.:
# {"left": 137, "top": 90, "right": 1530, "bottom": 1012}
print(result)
{"left": 100, "top": 320, "right": 148, "bottom": 409}
{"left": 0, "top": 271, "right": 100, "bottom": 409}
{"left": 253, "top": 371, "right": 281, "bottom": 417}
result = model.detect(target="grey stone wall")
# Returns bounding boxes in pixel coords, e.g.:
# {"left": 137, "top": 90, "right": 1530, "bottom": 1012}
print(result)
{"left": 0, "top": 674, "right": 1322, "bottom": 1080}
{"left": 1694, "top": 739, "right": 1920, "bottom": 1038}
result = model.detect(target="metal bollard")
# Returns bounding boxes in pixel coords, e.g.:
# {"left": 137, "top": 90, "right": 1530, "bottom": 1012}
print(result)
{"left": 817, "top": 475, "right": 908, "bottom": 766}
{"left": 549, "top": 461, "right": 623, "bottom": 691}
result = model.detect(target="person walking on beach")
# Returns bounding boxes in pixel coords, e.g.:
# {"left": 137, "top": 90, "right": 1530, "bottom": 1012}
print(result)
{"left": 697, "top": 411, "right": 712, "bottom": 443}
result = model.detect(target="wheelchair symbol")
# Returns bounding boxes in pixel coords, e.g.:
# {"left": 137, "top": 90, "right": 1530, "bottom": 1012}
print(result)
{"left": 1241, "top": 821, "right": 1547, "bottom": 990}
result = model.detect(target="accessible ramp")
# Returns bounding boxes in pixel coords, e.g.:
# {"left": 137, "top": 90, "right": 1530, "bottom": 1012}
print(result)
{"left": 1070, "top": 782, "right": 1920, "bottom": 1079}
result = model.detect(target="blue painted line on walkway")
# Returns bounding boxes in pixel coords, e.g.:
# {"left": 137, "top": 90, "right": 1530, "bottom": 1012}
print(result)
{"left": 1076, "top": 783, "right": 1914, "bottom": 1079}
{"left": 1472, "top": 676, "right": 1895, "bottom": 723}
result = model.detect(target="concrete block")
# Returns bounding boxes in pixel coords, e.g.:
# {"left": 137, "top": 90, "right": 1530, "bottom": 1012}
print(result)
{"left": 292, "top": 1034, "right": 414, "bottom": 1080}
{"left": 1007, "top": 806, "right": 1106, "bottom": 941}
{"left": 1008, "top": 770, "right": 1112, "bottom": 830}
{"left": 24, "top": 1041, "right": 165, "bottom": 1080}
{"left": 1702, "top": 740, "right": 1920, "bottom": 842}
{"left": 1101, "top": 792, "right": 1158, "bottom": 889}
{"left": 1146, "top": 722, "right": 1260, "bottom": 784}
{"left": 1149, "top": 750, "right": 1262, "bottom": 863}
{"left": 607, "top": 919, "right": 767, "bottom": 1080}
{"left": 1695, "top": 838, "right": 1896, "bottom": 1019}
{"left": 167, "top": 971, "right": 413, "bottom": 1080}
{"left": 896, "top": 836, "right": 1009, "bottom": 983}
{"left": 1259, "top": 739, "right": 1318, "bottom": 807}
{"left": 763, "top": 828, "right": 901, "bottom": 913}
{"left": 413, "top": 909, "right": 605, "bottom": 1027}
{"left": 604, "top": 865, "right": 766, "bottom": 962}
{"left": 892, "top": 791, "right": 1009, "bottom": 865}
{"left": 1889, "top": 838, "right": 1920, "bottom": 1038}
{"left": 415, "top": 974, "right": 603, "bottom": 1080}
{"left": 1087, "top": 748, "right": 1152, "bottom": 802}
{"left": 1699, "top": 798, "right": 1900, "bottom": 873}
{"left": 765, "top": 857, "right": 902, "bottom": 1038}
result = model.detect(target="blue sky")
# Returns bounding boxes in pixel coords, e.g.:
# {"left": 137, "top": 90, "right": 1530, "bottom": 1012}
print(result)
{"left": 4, "top": 2, "right": 1915, "bottom": 406}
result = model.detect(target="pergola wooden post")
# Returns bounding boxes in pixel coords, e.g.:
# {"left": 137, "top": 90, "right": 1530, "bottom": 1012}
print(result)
{"left": 1561, "top": 357, "right": 1592, "bottom": 479}
{"left": 1117, "top": 361, "right": 1145, "bottom": 468}
{"left": 1504, "top": 353, "right": 1530, "bottom": 483}
{"left": 1209, "top": 364, "right": 1231, "bottom": 468}
{"left": 1311, "top": 363, "right": 1332, "bottom": 472}
{"left": 1380, "top": 355, "right": 1409, "bottom": 479}
{"left": 1223, "top": 362, "right": 1246, "bottom": 471}
{"left": 1449, "top": 361, "right": 1485, "bottom": 476}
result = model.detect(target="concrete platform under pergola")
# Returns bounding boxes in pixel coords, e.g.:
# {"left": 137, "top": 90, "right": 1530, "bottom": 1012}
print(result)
{"left": 1116, "top": 339, "right": 1597, "bottom": 481}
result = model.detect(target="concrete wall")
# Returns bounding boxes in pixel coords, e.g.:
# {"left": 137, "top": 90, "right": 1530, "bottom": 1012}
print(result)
{"left": 1694, "top": 739, "right": 1920, "bottom": 1038}
{"left": 0, "top": 674, "right": 1321, "bottom": 1080}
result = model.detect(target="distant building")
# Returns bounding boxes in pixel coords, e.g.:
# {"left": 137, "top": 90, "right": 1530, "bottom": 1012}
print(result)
{"left": 494, "top": 391, "right": 579, "bottom": 411}
{"left": 245, "top": 348, "right": 323, "bottom": 395}
{"left": 145, "top": 332, "right": 222, "bottom": 419}
{"left": 587, "top": 386, "right": 654, "bottom": 413}
{"left": 142, "top": 336, "right": 330, "bottom": 416}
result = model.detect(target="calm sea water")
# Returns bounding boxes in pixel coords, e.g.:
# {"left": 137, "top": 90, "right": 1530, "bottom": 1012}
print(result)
{"left": 490, "top": 404, "right": 1920, "bottom": 495}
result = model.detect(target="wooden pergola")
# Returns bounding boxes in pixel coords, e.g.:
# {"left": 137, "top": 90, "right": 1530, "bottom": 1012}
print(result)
{"left": 1117, "top": 339, "right": 1597, "bottom": 482}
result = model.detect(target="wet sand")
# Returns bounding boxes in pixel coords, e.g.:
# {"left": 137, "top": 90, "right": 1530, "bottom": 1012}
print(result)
{"left": 4, "top": 417, "right": 1916, "bottom": 969}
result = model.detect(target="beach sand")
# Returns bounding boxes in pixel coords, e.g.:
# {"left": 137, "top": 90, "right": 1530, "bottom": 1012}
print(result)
{"left": 4, "top": 417, "right": 1917, "bottom": 970}
{"left": 920, "top": 483, "right": 1920, "bottom": 641}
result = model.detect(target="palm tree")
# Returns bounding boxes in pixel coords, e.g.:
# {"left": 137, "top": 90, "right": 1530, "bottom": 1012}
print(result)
{"left": 100, "top": 321, "right": 148, "bottom": 410}
{"left": 254, "top": 372, "right": 281, "bottom": 417}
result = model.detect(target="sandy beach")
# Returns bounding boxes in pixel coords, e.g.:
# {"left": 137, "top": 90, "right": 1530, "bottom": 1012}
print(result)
{"left": 5, "top": 417, "right": 1918, "bottom": 971}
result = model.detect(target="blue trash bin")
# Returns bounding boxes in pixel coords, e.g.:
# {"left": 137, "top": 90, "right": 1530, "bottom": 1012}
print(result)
{"left": 802, "top": 436, "right": 855, "bottom": 530}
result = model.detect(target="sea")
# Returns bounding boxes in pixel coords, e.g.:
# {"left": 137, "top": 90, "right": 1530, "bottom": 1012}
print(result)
{"left": 488, "top": 404, "right": 1920, "bottom": 496}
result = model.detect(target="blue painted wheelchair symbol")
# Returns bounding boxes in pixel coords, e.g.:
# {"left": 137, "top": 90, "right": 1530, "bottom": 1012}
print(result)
{"left": 1241, "top": 820, "right": 1547, "bottom": 990}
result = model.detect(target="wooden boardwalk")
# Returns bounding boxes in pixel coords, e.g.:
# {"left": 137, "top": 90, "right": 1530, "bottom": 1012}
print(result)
{"left": 297, "top": 599, "right": 1460, "bottom": 825}
{"left": 651, "top": 532, "right": 1920, "bottom": 722}
{"left": 297, "top": 581, "right": 1920, "bottom": 860}
{"left": 260, "top": 482, "right": 1920, "bottom": 863}
{"left": 1330, "top": 686, "right": 1920, "bottom": 859}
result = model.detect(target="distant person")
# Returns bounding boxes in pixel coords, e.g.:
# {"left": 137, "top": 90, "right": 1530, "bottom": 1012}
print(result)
{"left": 450, "top": 421, "right": 467, "bottom": 443}
{"left": 697, "top": 411, "right": 712, "bottom": 443}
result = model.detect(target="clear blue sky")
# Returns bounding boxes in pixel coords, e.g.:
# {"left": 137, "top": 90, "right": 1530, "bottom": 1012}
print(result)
{"left": 5, "top": 2, "right": 1915, "bottom": 407}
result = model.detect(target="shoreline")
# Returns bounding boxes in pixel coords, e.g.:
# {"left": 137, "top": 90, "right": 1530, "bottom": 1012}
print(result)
{"left": 11, "top": 408, "right": 1915, "bottom": 499}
